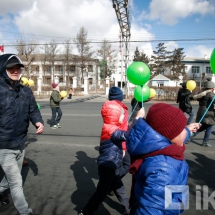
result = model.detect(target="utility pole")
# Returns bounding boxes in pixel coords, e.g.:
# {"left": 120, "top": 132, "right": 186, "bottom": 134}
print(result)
{"left": 112, "top": 0, "right": 131, "bottom": 98}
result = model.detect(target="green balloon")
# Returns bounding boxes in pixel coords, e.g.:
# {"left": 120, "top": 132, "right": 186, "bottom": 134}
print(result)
{"left": 126, "top": 62, "right": 151, "bottom": 85}
{"left": 37, "top": 103, "right": 41, "bottom": 110}
{"left": 210, "top": 48, "right": 215, "bottom": 74}
{"left": 134, "top": 85, "right": 150, "bottom": 102}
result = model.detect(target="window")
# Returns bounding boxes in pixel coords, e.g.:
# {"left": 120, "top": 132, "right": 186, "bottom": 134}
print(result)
{"left": 59, "top": 78, "right": 63, "bottom": 82}
{"left": 89, "top": 78, "right": 93, "bottom": 85}
{"left": 88, "top": 65, "right": 93, "bottom": 72}
{"left": 206, "top": 67, "right": 212, "bottom": 74}
{"left": 70, "top": 65, "right": 76, "bottom": 72}
{"left": 157, "top": 81, "right": 164, "bottom": 87}
{"left": 117, "top": 82, "right": 125, "bottom": 88}
{"left": 192, "top": 66, "right": 199, "bottom": 73}
{"left": 59, "top": 66, "right": 63, "bottom": 72}
{"left": 48, "top": 66, "right": 52, "bottom": 72}
{"left": 47, "top": 78, "right": 51, "bottom": 85}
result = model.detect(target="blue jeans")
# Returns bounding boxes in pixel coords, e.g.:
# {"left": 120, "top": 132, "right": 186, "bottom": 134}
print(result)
{"left": 194, "top": 124, "right": 213, "bottom": 142}
{"left": 51, "top": 107, "right": 62, "bottom": 126}
{"left": 185, "top": 110, "right": 194, "bottom": 125}
{"left": 0, "top": 149, "right": 32, "bottom": 215}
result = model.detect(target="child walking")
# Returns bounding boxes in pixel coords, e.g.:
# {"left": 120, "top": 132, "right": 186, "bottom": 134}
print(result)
{"left": 127, "top": 103, "right": 200, "bottom": 214}
{"left": 50, "top": 83, "right": 64, "bottom": 129}
{"left": 79, "top": 87, "right": 130, "bottom": 215}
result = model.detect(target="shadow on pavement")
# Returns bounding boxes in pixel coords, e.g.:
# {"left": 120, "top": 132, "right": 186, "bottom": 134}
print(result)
{"left": 70, "top": 151, "right": 124, "bottom": 215}
{"left": 22, "top": 157, "right": 38, "bottom": 184}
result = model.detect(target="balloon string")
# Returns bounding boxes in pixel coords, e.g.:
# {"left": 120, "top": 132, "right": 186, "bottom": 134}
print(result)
{"left": 128, "top": 102, "right": 138, "bottom": 122}
{"left": 198, "top": 95, "right": 215, "bottom": 124}
{"left": 141, "top": 85, "right": 144, "bottom": 108}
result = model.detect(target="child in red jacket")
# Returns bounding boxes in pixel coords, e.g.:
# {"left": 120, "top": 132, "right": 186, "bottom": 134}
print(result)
{"left": 79, "top": 87, "right": 130, "bottom": 215}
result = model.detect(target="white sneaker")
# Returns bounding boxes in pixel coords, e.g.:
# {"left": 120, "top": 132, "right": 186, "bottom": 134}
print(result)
{"left": 51, "top": 125, "right": 57, "bottom": 129}
{"left": 57, "top": 123, "right": 61, "bottom": 128}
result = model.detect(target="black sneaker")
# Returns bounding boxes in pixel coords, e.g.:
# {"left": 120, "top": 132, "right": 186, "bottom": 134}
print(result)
{"left": 0, "top": 191, "right": 10, "bottom": 206}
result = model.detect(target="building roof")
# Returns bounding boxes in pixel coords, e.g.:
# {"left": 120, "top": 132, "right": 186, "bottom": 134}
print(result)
{"left": 151, "top": 74, "right": 170, "bottom": 81}
{"left": 182, "top": 57, "right": 210, "bottom": 63}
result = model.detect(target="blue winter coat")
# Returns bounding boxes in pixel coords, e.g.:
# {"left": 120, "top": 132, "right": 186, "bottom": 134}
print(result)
{"left": 97, "top": 130, "right": 126, "bottom": 169}
{"left": 0, "top": 54, "right": 44, "bottom": 149}
{"left": 127, "top": 118, "right": 189, "bottom": 215}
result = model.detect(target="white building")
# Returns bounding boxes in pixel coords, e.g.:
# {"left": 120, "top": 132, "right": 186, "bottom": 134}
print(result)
{"left": 111, "top": 55, "right": 213, "bottom": 89}
{"left": 19, "top": 54, "right": 101, "bottom": 92}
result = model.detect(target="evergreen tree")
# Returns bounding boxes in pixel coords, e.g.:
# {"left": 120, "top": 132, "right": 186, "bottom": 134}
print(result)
{"left": 151, "top": 43, "right": 171, "bottom": 75}
{"left": 133, "top": 47, "right": 152, "bottom": 71}
{"left": 169, "top": 48, "right": 186, "bottom": 79}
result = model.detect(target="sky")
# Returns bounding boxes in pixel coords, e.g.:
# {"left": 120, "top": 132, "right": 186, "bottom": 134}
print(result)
{"left": 0, "top": 0, "right": 215, "bottom": 59}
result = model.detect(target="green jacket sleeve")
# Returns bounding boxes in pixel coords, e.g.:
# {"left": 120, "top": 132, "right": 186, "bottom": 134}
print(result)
{"left": 51, "top": 91, "right": 62, "bottom": 103}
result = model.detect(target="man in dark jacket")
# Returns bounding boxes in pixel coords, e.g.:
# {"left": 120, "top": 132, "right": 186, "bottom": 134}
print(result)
{"left": 0, "top": 54, "right": 44, "bottom": 215}
{"left": 177, "top": 82, "right": 194, "bottom": 124}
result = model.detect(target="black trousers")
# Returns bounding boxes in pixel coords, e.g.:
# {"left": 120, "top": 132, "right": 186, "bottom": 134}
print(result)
{"left": 83, "top": 165, "right": 130, "bottom": 215}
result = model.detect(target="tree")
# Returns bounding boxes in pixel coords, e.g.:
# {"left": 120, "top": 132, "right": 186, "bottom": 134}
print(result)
{"left": 62, "top": 39, "right": 73, "bottom": 88}
{"left": 97, "top": 39, "right": 116, "bottom": 81}
{"left": 151, "top": 43, "right": 171, "bottom": 75}
{"left": 44, "top": 39, "right": 60, "bottom": 82}
{"left": 73, "top": 27, "right": 94, "bottom": 84}
{"left": 39, "top": 44, "right": 49, "bottom": 85}
{"left": 169, "top": 48, "right": 186, "bottom": 79}
{"left": 14, "top": 38, "right": 38, "bottom": 78}
{"left": 133, "top": 47, "right": 152, "bottom": 70}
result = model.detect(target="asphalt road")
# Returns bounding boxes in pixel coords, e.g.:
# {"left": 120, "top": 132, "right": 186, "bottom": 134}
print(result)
{"left": 0, "top": 96, "right": 215, "bottom": 215}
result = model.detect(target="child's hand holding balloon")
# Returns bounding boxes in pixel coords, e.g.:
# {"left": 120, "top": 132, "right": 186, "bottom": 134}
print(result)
{"left": 136, "top": 108, "right": 145, "bottom": 120}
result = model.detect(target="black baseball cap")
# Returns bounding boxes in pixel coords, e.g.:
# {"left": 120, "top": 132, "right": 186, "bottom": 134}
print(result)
{"left": 6, "top": 56, "right": 24, "bottom": 68}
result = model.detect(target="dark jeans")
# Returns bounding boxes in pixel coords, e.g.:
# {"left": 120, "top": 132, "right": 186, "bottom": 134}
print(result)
{"left": 184, "top": 110, "right": 194, "bottom": 125}
{"left": 194, "top": 124, "right": 213, "bottom": 142}
{"left": 51, "top": 107, "right": 62, "bottom": 126}
{"left": 83, "top": 165, "right": 130, "bottom": 215}
{"left": 68, "top": 94, "right": 72, "bottom": 99}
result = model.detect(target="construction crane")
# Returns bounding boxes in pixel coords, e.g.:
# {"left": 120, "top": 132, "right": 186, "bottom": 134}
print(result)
{"left": 112, "top": 0, "right": 131, "bottom": 97}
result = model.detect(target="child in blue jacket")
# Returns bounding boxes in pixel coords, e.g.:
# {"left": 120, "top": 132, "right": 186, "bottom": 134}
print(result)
{"left": 127, "top": 103, "right": 200, "bottom": 215}
{"left": 79, "top": 88, "right": 130, "bottom": 215}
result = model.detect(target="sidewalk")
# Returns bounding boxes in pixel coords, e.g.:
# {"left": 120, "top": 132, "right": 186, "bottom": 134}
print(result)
{"left": 36, "top": 94, "right": 199, "bottom": 105}
{"left": 36, "top": 94, "right": 102, "bottom": 102}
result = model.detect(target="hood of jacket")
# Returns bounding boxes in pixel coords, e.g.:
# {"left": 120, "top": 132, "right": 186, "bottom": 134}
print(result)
{"left": 100, "top": 100, "right": 124, "bottom": 141}
{"left": 127, "top": 118, "right": 171, "bottom": 157}
{"left": 0, "top": 54, "right": 23, "bottom": 87}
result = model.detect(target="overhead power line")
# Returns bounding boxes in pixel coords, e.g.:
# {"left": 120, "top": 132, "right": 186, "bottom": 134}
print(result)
{"left": 2, "top": 38, "right": 215, "bottom": 47}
